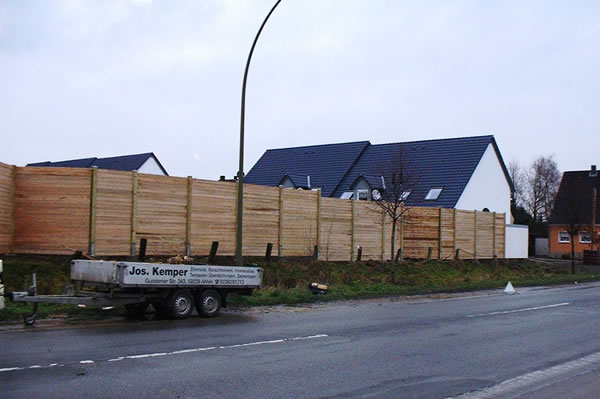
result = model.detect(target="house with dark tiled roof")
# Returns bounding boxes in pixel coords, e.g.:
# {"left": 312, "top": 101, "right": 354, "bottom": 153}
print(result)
{"left": 548, "top": 165, "right": 600, "bottom": 257}
{"left": 27, "top": 153, "right": 168, "bottom": 175}
{"left": 246, "top": 135, "right": 514, "bottom": 223}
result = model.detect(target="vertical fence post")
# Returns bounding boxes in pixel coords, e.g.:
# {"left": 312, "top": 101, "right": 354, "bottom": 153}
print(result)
{"left": 503, "top": 215, "right": 507, "bottom": 258}
{"left": 381, "top": 211, "right": 386, "bottom": 261}
{"left": 316, "top": 190, "right": 321, "bottom": 260}
{"left": 492, "top": 212, "right": 497, "bottom": 258}
{"left": 453, "top": 208, "right": 457, "bottom": 256}
{"left": 88, "top": 168, "right": 98, "bottom": 256}
{"left": 438, "top": 207, "right": 443, "bottom": 260}
{"left": 278, "top": 186, "right": 284, "bottom": 257}
{"left": 185, "top": 176, "right": 193, "bottom": 256}
{"left": 350, "top": 199, "right": 355, "bottom": 261}
{"left": 130, "top": 171, "right": 138, "bottom": 256}
{"left": 473, "top": 211, "right": 478, "bottom": 261}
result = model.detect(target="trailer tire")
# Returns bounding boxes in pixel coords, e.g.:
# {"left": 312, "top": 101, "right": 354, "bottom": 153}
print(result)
{"left": 167, "top": 289, "right": 194, "bottom": 319}
{"left": 125, "top": 302, "right": 149, "bottom": 318}
{"left": 195, "top": 289, "right": 221, "bottom": 317}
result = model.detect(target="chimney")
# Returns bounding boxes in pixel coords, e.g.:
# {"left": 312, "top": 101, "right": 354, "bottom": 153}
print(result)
{"left": 219, "top": 175, "right": 226, "bottom": 181}
{"left": 591, "top": 165, "right": 598, "bottom": 177}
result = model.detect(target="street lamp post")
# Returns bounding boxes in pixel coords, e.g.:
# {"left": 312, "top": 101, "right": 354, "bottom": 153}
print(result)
{"left": 236, "top": 0, "right": 283, "bottom": 266}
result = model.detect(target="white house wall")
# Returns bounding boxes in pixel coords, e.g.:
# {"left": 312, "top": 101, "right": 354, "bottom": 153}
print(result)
{"left": 138, "top": 157, "right": 166, "bottom": 175}
{"left": 454, "top": 143, "right": 512, "bottom": 224}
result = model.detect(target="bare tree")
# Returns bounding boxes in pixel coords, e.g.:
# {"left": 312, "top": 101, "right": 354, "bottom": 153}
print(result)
{"left": 555, "top": 175, "right": 587, "bottom": 274}
{"left": 523, "top": 155, "right": 561, "bottom": 222}
{"left": 508, "top": 159, "right": 525, "bottom": 208}
{"left": 372, "top": 148, "right": 419, "bottom": 281}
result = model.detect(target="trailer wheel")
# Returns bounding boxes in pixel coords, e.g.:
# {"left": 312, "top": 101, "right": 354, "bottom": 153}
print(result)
{"left": 167, "top": 289, "right": 194, "bottom": 319}
{"left": 195, "top": 289, "right": 221, "bottom": 317}
{"left": 125, "top": 303, "right": 149, "bottom": 318}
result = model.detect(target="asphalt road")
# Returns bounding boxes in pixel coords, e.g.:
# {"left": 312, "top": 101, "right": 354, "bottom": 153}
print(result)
{"left": 1, "top": 282, "right": 599, "bottom": 399}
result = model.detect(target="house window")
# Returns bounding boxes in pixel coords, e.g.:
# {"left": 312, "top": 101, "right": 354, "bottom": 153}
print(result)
{"left": 425, "top": 188, "right": 443, "bottom": 200}
{"left": 340, "top": 192, "right": 354, "bottom": 200}
{"left": 400, "top": 191, "right": 411, "bottom": 201}
{"left": 558, "top": 232, "right": 570, "bottom": 243}
{"left": 357, "top": 189, "right": 369, "bottom": 201}
{"left": 580, "top": 232, "right": 592, "bottom": 244}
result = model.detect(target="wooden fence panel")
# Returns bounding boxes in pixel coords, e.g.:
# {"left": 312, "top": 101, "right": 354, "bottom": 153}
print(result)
{"left": 354, "top": 201, "right": 384, "bottom": 260}
{"left": 476, "top": 211, "right": 494, "bottom": 258}
{"left": 440, "top": 208, "right": 456, "bottom": 259}
{"left": 403, "top": 207, "right": 440, "bottom": 259}
{"left": 495, "top": 213, "right": 506, "bottom": 257}
{"left": 243, "top": 184, "right": 279, "bottom": 257}
{"left": 136, "top": 174, "right": 187, "bottom": 255}
{"left": 0, "top": 163, "right": 15, "bottom": 253}
{"left": 95, "top": 170, "right": 133, "bottom": 255}
{"left": 320, "top": 197, "right": 352, "bottom": 261}
{"left": 13, "top": 167, "right": 90, "bottom": 254}
{"left": 190, "top": 180, "right": 237, "bottom": 256}
{"left": 281, "top": 189, "right": 318, "bottom": 256}
{"left": 1, "top": 164, "right": 508, "bottom": 260}
{"left": 455, "top": 210, "right": 475, "bottom": 258}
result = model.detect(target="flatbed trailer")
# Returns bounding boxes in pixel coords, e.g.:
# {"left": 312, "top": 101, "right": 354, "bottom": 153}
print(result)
{"left": 11, "top": 260, "right": 263, "bottom": 324}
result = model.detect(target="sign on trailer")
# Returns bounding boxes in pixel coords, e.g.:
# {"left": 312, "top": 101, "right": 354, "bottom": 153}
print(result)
{"left": 121, "top": 263, "right": 262, "bottom": 287}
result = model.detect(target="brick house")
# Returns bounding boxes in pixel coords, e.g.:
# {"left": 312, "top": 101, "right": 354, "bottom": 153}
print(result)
{"left": 548, "top": 165, "right": 600, "bottom": 257}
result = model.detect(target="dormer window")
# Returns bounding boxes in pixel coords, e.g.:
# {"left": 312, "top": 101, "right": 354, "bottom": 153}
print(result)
{"left": 425, "top": 188, "right": 443, "bottom": 200}
{"left": 357, "top": 189, "right": 369, "bottom": 201}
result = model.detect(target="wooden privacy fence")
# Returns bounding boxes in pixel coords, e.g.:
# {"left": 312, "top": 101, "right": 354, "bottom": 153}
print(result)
{"left": 0, "top": 163, "right": 505, "bottom": 260}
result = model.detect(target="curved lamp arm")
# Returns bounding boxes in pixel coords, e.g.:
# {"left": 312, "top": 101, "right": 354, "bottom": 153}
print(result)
{"left": 236, "top": 0, "right": 283, "bottom": 265}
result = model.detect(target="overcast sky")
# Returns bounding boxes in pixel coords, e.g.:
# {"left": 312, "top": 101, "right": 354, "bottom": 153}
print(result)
{"left": 1, "top": 0, "right": 598, "bottom": 179}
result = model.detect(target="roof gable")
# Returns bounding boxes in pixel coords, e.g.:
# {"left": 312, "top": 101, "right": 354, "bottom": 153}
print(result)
{"left": 245, "top": 135, "right": 510, "bottom": 208}
{"left": 27, "top": 153, "right": 168, "bottom": 175}
{"left": 333, "top": 135, "right": 497, "bottom": 207}
{"left": 245, "top": 141, "right": 370, "bottom": 197}
{"left": 28, "top": 157, "right": 97, "bottom": 168}
{"left": 549, "top": 170, "right": 600, "bottom": 225}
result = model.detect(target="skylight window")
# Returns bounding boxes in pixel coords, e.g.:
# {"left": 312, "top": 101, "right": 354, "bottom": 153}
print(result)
{"left": 399, "top": 191, "right": 411, "bottom": 201}
{"left": 425, "top": 188, "right": 443, "bottom": 200}
{"left": 340, "top": 192, "right": 354, "bottom": 200}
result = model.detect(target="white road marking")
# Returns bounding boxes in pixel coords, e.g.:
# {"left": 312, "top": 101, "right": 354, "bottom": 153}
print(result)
{"left": 446, "top": 351, "right": 600, "bottom": 398}
{"left": 291, "top": 334, "right": 329, "bottom": 340}
{"left": 0, "top": 367, "right": 23, "bottom": 372}
{"left": 169, "top": 347, "right": 215, "bottom": 355}
{"left": 125, "top": 352, "right": 167, "bottom": 359}
{"left": 0, "top": 334, "right": 329, "bottom": 373}
{"left": 466, "top": 302, "right": 569, "bottom": 318}
{"left": 220, "top": 339, "right": 285, "bottom": 349}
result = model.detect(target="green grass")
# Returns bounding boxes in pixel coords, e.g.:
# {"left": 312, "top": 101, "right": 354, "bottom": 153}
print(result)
{"left": 1, "top": 255, "right": 598, "bottom": 321}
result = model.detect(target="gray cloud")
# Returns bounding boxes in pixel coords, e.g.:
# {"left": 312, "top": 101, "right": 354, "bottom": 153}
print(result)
{"left": 1, "top": 0, "right": 598, "bottom": 178}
